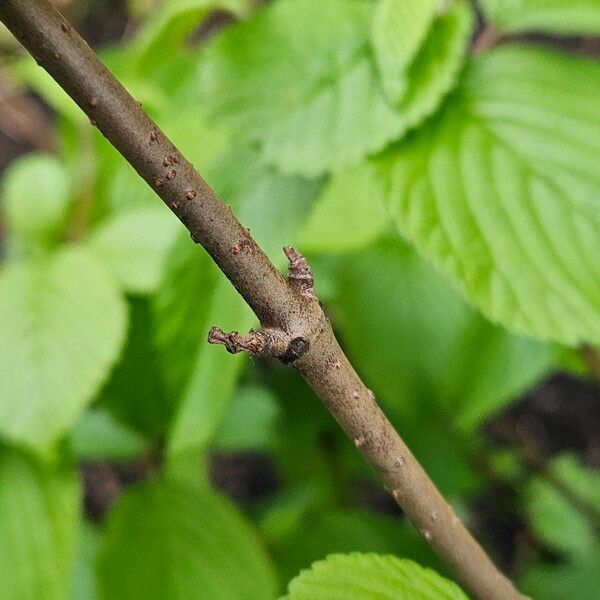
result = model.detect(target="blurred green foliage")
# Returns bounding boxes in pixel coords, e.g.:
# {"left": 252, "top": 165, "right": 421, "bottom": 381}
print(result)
{"left": 0, "top": 0, "right": 599, "bottom": 598}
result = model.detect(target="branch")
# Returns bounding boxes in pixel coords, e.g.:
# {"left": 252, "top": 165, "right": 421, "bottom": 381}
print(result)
{"left": 0, "top": 2, "right": 527, "bottom": 598}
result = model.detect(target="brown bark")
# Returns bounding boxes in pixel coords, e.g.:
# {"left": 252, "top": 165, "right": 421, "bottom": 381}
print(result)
{"left": 0, "top": 2, "right": 528, "bottom": 598}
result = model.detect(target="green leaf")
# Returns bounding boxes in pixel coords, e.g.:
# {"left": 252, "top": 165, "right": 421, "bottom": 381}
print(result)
{"left": 398, "top": 2, "right": 473, "bottom": 136}
{"left": 521, "top": 551, "right": 600, "bottom": 600}
{"left": 133, "top": 0, "right": 252, "bottom": 75}
{"left": 71, "top": 525, "right": 101, "bottom": 600}
{"left": 373, "top": 46, "right": 600, "bottom": 345}
{"left": 199, "top": 0, "right": 397, "bottom": 176}
{"left": 88, "top": 205, "right": 180, "bottom": 295}
{"left": 524, "top": 454, "right": 600, "bottom": 558}
{"left": 97, "top": 480, "right": 278, "bottom": 600}
{"left": 167, "top": 276, "right": 254, "bottom": 459}
{"left": 152, "top": 234, "right": 220, "bottom": 401}
{"left": 525, "top": 477, "right": 594, "bottom": 558}
{"left": 100, "top": 297, "right": 172, "bottom": 437}
{"left": 0, "top": 449, "right": 80, "bottom": 600}
{"left": 200, "top": 0, "right": 472, "bottom": 176}
{"left": 371, "top": 0, "right": 437, "bottom": 103}
{"left": 271, "top": 510, "right": 440, "bottom": 586}
{"left": 67, "top": 409, "right": 149, "bottom": 461}
{"left": 550, "top": 454, "right": 600, "bottom": 509}
{"left": 213, "top": 384, "right": 280, "bottom": 451}
{"left": 153, "top": 230, "right": 253, "bottom": 464}
{"left": 0, "top": 247, "right": 127, "bottom": 452}
{"left": 478, "top": 0, "right": 600, "bottom": 34}
{"left": 298, "top": 167, "right": 389, "bottom": 253}
{"left": 1, "top": 153, "right": 71, "bottom": 244}
{"left": 284, "top": 553, "right": 467, "bottom": 600}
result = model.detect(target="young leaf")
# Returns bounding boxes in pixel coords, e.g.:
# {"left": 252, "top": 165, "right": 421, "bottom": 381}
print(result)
{"left": 0, "top": 247, "right": 127, "bottom": 453}
{"left": 372, "top": 46, "right": 600, "bottom": 345}
{"left": 1, "top": 153, "right": 71, "bottom": 244}
{"left": 478, "top": 0, "right": 600, "bottom": 35}
{"left": 398, "top": 2, "right": 473, "bottom": 137}
{"left": 97, "top": 480, "right": 279, "bottom": 600}
{"left": 284, "top": 553, "right": 467, "bottom": 600}
{"left": 199, "top": 0, "right": 394, "bottom": 176}
{"left": 0, "top": 449, "right": 80, "bottom": 600}
{"left": 87, "top": 205, "right": 180, "bottom": 295}
{"left": 199, "top": 0, "right": 472, "bottom": 176}
{"left": 371, "top": 0, "right": 437, "bottom": 103}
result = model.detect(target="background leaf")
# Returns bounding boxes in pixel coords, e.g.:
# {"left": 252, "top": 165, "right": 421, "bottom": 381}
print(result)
{"left": 521, "top": 551, "right": 600, "bottom": 600}
{"left": 99, "top": 297, "right": 172, "bottom": 438}
{"left": 0, "top": 449, "right": 80, "bottom": 600}
{"left": 523, "top": 454, "right": 600, "bottom": 558}
{"left": 132, "top": 0, "right": 252, "bottom": 75}
{"left": 70, "top": 525, "right": 101, "bottom": 600}
{"left": 1, "top": 153, "right": 71, "bottom": 244}
{"left": 284, "top": 553, "right": 468, "bottom": 600}
{"left": 67, "top": 409, "right": 149, "bottom": 461}
{"left": 167, "top": 277, "right": 253, "bottom": 460}
{"left": 97, "top": 479, "right": 279, "bottom": 600}
{"left": 0, "top": 247, "right": 127, "bottom": 452}
{"left": 213, "top": 384, "right": 280, "bottom": 451}
{"left": 298, "top": 166, "right": 389, "bottom": 253}
{"left": 478, "top": 0, "right": 600, "bottom": 34}
{"left": 88, "top": 205, "right": 180, "bottom": 295}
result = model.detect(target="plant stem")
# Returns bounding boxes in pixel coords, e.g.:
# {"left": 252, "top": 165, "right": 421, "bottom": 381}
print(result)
{"left": 0, "top": 2, "right": 528, "bottom": 598}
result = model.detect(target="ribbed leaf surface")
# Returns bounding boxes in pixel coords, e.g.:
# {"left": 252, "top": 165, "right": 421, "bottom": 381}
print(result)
{"left": 373, "top": 47, "right": 600, "bottom": 344}
{"left": 285, "top": 553, "right": 467, "bottom": 600}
